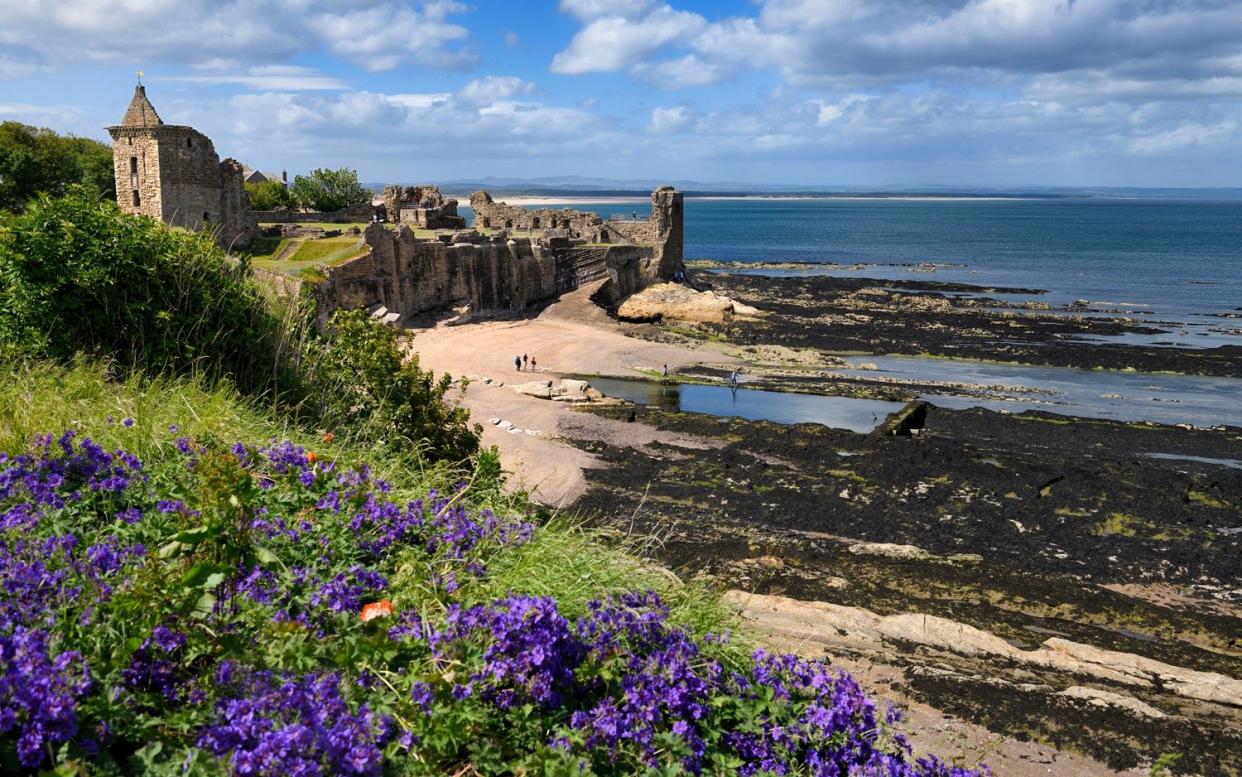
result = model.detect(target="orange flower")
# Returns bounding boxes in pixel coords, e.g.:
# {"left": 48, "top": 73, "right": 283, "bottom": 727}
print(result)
{"left": 322, "top": 432, "right": 335, "bottom": 444}
{"left": 307, "top": 451, "right": 318, "bottom": 465}
{"left": 360, "top": 600, "right": 395, "bottom": 622}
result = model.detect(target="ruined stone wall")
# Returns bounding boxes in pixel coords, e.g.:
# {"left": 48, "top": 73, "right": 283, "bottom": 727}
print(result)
{"left": 600, "top": 186, "right": 684, "bottom": 280}
{"left": 382, "top": 185, "right": 466, "bottom": 229}
{"left": 468, "top": 192, "right": 605, "bottom": 236}
{"left": 251, "top": 202, "right": 377, "bottom": 224}
{"left": 310, "top": 227, "right": 653, "bottom": 324}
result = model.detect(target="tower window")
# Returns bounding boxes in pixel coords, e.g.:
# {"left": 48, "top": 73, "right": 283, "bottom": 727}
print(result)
{"left": 132, "top": 190, "right": 141, "bottom": 207}
{"left": 187, "top": 137, "right": 192, "bottom": 148}
{"left": 129, "top": 156, "right": 138, "bottom": 174}
{"left": 203, "top": 211, "right": 210, "bottom": 223}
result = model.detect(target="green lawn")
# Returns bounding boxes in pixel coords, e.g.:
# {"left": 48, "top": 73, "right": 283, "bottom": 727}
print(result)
{"left": 246, "top": 235, "right": 370, "bottom": 278}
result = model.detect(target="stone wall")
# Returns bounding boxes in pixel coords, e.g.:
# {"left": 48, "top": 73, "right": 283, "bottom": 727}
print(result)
{"left": 310, "top": 225, "right": 653, "bottom": 324}
{"left": 251, "top": 202, "right": 377, "bottom": 224}
{"left": 468, "top": 192, "right": 606, "bottom": 237}
{"left": 468, "top": 187, "right": 683, "bottom": 281}
{"left": 383, "top": 185, "right": 466, "bottom": 229}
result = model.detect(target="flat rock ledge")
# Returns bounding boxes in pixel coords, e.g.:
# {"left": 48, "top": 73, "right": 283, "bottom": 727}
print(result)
{"left": 617, "top": 283, "right": 763, "bottom": 324}
{"left": 512, "top": 378, "right": 607, "bottom": 402}
{"left": 722, "top": 590, "right": 1242, "bottom": 709}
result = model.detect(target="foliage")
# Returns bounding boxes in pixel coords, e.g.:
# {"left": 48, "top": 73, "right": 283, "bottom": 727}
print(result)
{"left": 244, "top": 179, "right": 292, "bottom": 211}
{"left": 0, "top": 416, "right": 988, "bottom": 776}
{"left": 289, "top": 168, "right": 370, "bottom": 213}
{"left": 0, "top": 121, "right": 114, "bottom": 211}
{"left": 0, "top": 191, "right": 302, "bottom": 398}
{"left": 308, "top": 308, "right": 479, "bottom": 462}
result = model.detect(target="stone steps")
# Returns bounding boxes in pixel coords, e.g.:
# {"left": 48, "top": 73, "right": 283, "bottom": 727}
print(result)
{"left": 367, "top": 303, "right": 402, "bottom": 327}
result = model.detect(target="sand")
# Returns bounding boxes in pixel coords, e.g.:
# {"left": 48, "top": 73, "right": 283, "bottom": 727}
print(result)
{"left": 406, "top": 283, "right": 737, "bottom": 506}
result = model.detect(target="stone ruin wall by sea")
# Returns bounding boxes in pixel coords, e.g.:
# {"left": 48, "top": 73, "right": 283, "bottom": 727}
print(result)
{"left": 309, "top": 224, "right": 652, "bottom": 325}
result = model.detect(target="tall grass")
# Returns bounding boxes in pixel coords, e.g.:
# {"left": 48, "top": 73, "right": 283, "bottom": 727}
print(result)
{"left": 0, "top": 358, "right": 739, "bottom": 648}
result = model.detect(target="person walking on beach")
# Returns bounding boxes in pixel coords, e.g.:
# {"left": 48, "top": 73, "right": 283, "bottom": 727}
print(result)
{"left": 514, "top": 355, "right": 521, "bottom": 371}
{"left": 522, "top": 354, "right": 528, "bottom": 370}
{"left": 531, "top": 356, "right": 537, "bottom": 371}
{"left": 662, "top": 364, "right": 669, "bottom": 382}
{"left": 729, "top": 370, "right": 739, "bottom": 390}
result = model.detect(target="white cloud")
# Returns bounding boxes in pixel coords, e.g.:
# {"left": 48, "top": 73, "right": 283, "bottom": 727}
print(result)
{"left": 157, "top": 65, "right": 345, "bottom": 91}
{"left": 558, "top": 0, "right": 652, "bottom": 22}
{"left": 504, "top": 31, "right": 520, "bottom": 48}
{"left": 551, "top": 4, "right": 706, "bottom": 74}
{"left": 1129, "top": 120, "right": 1238, "bottom": 155}
{"left": 648, "top": 105, "right": 696, "bottom": 133}
{"left": 0, "top": 0, "right": 473, "bottom": 76}
{"left": 458, "top": 76, "right": 534, "bottom": 103}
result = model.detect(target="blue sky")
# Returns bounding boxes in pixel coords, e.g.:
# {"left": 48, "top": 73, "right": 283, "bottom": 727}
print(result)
{"left": 2, "top": 0, "right": 1241, "bottom": 187}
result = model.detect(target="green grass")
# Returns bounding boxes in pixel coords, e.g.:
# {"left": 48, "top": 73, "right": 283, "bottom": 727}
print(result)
{"left": 250, "top": 236, "right": 370, "bottom": 278}
{"left": 0, "top": 357, "right": 744, "bottom": 658}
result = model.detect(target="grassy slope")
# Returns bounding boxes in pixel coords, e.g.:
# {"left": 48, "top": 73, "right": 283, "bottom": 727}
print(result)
{"left": 0, "top": 358, "right": 742, "bottom": 647}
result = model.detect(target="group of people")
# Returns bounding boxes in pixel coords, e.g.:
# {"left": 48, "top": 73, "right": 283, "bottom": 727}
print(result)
{"left": 513, "top": 353, "right": 537, "bottom": 371}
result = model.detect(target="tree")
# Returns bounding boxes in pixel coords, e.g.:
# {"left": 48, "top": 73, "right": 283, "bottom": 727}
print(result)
{"left": 245, "top": 179, "right": 292, "bottom": 210}
{"left": 0, "top": 122, "right": 114, "bottom": 211}
{"left": 288, "top": 167, "right": 370, "bottom": 213}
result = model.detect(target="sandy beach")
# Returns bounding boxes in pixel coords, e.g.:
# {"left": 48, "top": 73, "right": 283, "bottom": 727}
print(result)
{"left": 406, "top": 283, "right": 738, "bottom": 506}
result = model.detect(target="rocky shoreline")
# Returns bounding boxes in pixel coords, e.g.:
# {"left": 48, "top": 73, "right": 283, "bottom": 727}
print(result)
{"left": 556, "top": 270, "right": 1242, "bottom": 774}
{"left": 403, "top": 276, "right": 1241, "bottom": 774}
{"left": 668, "top": 268, "right": 1242, "bottom": 377}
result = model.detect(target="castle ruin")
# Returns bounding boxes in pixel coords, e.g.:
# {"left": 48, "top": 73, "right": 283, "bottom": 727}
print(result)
{"left": 107, "top": 84, "right": 685, "bottom": 323}
{"left": 107, "top": 85, "right": 255, "bottom": 247}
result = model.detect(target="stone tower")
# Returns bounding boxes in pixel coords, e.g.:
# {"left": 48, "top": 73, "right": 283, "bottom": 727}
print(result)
{"left": 107, "top": 84, "right": 255, "bottom": 247}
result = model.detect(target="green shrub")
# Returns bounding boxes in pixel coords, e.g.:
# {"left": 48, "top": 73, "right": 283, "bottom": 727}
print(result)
{"left": 289, "top": 167, "right": 370, "bottom": 212}
{"left": 0, "top": 190, "right": 303, "bottom": 398}
{"left": 308, "top": 308, "right": 479, "bottom": 461}
{"left": 245, "top": 179, "right": 292, "bottom": 210}
{"left": 0, "top": 121, "right": 114, "bottom": 211}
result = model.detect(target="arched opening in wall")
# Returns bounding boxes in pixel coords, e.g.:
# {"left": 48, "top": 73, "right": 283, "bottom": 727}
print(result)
{"left": 532, "top": 217, "right": 541, "bottom": 229}
{"left": 481, "top": 217, "right": 491, "bottom": 229}
{"left": 561, "top": 219, "right": 570, "bottom": 229}
{"left": 186, "top": 137, "right": 192, "bottom": 148}
{"left": 504, "top": 220, "right": 513, "bottom": 229}
{"left": 132, "top": 190, "right": 140, "bottom": 207}
{"left": 127, "top": 137, "right": 133, "bottom": 145}
{"left": 129, "top": 157, "right": 138, "bottom": 174}
{"left": 203, "top": 212, "right": 210, "bottom": 223}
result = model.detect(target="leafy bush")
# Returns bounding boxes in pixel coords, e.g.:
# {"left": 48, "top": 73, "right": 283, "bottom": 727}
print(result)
{"left": 308, "top": 308, "right": 479, "bottom": 461}
{"left": 0, "top": 122, "right": 114, "bottom": 211}
{"left": 244, "top": 179, "right": 292, "bottom": 211}
{"left": 0, "top": 191, "right": 301, "bottom": 398}
{"left": 0, "top": 421, "right": 988, "bottom": 776}
{"left": 289, "top": 168, "right": 370, "bottom": 213}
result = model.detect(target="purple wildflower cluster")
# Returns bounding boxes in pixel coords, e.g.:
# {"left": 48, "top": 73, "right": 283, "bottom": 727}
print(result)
{"left": 0, "top": 628, "right": 91, "bottom": 768}
{"left": 0, "top": 429, "right": 988, "bottom": 775}
{"left": 197, "top": 669, "right": 397, "bottom": 776}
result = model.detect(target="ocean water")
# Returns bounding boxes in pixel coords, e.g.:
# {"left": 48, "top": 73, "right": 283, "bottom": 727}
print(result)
{"left": 461, "top": 197, "right": 1242, "bottom": 425}
{"left": 470, "top": 197, "right": 1242, "bottom": 321}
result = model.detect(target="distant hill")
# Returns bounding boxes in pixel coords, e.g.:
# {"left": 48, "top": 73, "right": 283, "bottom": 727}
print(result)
{"left": 362, "top": 176, "right": 1242, "bottom": 200}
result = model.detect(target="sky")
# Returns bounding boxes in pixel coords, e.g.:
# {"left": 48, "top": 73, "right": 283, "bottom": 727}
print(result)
{"left": 2, "top": 0, "right": 1241, "bottom": 188}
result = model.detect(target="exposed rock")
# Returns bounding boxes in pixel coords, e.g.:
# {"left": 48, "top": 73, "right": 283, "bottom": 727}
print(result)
{"left": 617, "top": 283, "right": 762, "bottom": 324}
{"left": 513, "top": 380, "right": 554, "bottom": 399}
{"left": 847, "top": 542, "right": 981, "bottom": 565}
{"left": 1056, "top": 686, "right": 1166, "bottom": 719}
{"left": 722, "top": 591, "right": 1242, "bottom": 708}
{"left": 873, "top": 400, "right": 929, "bottom": 437}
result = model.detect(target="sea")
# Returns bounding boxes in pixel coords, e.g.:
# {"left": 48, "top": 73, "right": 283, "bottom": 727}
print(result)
{"left": 461, "top": 197, "right": 1242, "bottom": 428}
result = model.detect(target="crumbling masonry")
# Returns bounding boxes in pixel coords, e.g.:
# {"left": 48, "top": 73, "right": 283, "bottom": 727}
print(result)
{"left": 108, "top": 85, "right": 684, "bottom": 323}
{"left": 107, "top": 85, "right": 255, "bottom": 247}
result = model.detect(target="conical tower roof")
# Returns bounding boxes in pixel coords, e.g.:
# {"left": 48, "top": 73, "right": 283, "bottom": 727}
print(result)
{"left": 121, "top": 85, "right": 163, "bottom": 128}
